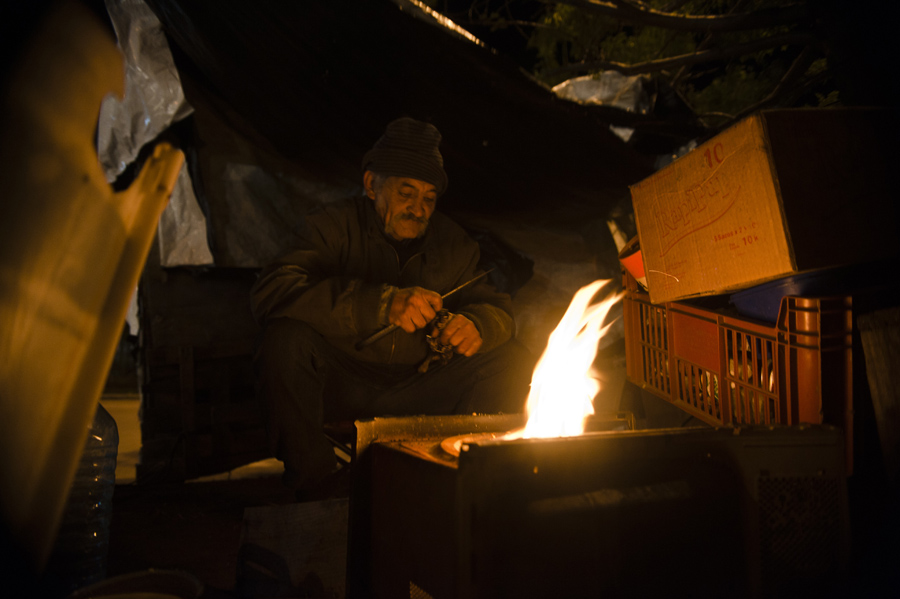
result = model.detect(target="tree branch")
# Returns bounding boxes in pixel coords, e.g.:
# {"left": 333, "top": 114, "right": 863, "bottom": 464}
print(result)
{"left": 545, "top": 31, "right": 813, "bottom": 77}
{"left": 671, "top": 0, "right": 752, "bottom": 85}
{"left": 553, "top": 0, "right": 811, "bottom": 33}
{"left": 661, "top": 0, "right": 692, "bottom": 13}
{"left": 728, "top": 45, "right": 820, "bottom": 122}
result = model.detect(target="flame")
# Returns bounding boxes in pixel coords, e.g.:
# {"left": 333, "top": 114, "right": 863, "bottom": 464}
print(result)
{"left": 517, "top": 279, "right": 623, "bottom": 439}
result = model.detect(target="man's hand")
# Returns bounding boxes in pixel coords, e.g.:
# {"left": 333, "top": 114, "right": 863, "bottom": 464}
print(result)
{"left": 435, "top": 313, "right": 483, "bottom": 357}
{"left": 389, "top": 287, "right": 442, "bottom": 333}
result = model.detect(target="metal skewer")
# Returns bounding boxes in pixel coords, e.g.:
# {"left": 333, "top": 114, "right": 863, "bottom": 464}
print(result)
{"left": 355, "top": 269, "right": 494, "bottom": 350}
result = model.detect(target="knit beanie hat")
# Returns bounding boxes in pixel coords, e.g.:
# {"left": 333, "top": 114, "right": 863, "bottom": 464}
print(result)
{"left": 362, "top": 117, "right": 448, "bottom": 196}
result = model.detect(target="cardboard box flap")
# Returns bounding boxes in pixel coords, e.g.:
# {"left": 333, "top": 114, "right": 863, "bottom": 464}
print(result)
{"left": 630, "top": 108, "right": 899, "bottom": 304}
{"left": 630, "top": 114, "right": 794, "bottom": 303}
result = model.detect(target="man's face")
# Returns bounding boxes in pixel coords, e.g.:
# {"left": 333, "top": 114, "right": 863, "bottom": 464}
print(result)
{"left": 365, "top": 173, "right": 437, "bottom": 241}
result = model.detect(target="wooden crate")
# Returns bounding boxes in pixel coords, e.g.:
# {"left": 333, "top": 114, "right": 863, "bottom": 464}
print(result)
{"left": 137, "top": 240, "right": 268, "bottom": 482}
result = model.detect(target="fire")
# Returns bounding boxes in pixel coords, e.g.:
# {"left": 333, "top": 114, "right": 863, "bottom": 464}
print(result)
{"left": 517, "top": 279, "right": 623, "bottom": 439}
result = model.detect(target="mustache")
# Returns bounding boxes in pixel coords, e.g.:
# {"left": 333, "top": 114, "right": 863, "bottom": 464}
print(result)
{"left": 400, "top": 214, "right": 428, "bottom": 225}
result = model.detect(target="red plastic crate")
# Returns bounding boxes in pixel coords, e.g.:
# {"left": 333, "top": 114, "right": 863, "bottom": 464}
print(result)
{"left": 623, "top": 270, "right": 854, "bottom": 470}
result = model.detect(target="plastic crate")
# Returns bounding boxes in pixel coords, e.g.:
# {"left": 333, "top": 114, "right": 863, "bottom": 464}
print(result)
{"left": 623, "top": 269, "right": 854, "bottom": 470}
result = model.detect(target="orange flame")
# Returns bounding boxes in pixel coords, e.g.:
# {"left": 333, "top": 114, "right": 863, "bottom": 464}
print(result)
{"left": 515, "top": 279, "right": 623, "bottom": 439}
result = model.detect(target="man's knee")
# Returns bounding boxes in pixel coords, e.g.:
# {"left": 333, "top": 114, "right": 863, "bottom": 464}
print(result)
{"left": 440, "top": 339, "right": 535, "bottom": 415}
{"left": 474, "top": 338, "right": 536, "bottom": 380}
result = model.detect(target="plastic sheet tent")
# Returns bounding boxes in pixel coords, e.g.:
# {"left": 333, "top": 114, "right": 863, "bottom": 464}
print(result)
{"left": 135, "top": 0, "right": 656, "bottom": 268}
{"left": 98, "top": 0, "right": 212, "bottom": 268}
{"left": 552, "top": 73, "right": 652, "bottom": 143}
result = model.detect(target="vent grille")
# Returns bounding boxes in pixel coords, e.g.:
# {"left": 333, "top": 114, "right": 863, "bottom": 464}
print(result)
{"left": 758, "top": 476, "right": 843, "bottom": 584}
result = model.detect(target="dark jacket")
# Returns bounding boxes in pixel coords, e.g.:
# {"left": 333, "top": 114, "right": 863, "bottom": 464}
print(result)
{"left": 250, "top": 195, "right": 515, "bottom": 365}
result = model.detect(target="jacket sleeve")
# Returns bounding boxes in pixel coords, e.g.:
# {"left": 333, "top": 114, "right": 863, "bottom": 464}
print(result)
{"left": 451, "top": 247, "right": 515, "bottom": 354}
{"left": 249, "top": 210, "right": 391, "bottom": 339}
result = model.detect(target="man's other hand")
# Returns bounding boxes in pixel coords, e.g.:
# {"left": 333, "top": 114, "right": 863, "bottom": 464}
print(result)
{"left": 436, "top": 313, "right": 483, "bottom": 357}
{"left": 389, "top": 287, "right": 442, "bottom": 333}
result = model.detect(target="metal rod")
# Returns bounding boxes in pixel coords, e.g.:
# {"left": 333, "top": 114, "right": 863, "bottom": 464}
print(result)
{"left": 354, "top": 269, "right": 494, "bottom": 350}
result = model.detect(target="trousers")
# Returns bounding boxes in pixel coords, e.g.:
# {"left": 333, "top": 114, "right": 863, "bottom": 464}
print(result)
{"left": 254, "top": 318, "right": 534, "bottom": 489}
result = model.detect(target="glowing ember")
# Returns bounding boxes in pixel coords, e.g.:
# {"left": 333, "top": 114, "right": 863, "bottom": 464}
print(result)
{"left": 513, "top": 279, "right": 623, "bottom": 440}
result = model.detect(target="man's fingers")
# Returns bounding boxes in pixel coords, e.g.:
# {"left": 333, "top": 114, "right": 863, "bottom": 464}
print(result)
{"left": 394, "top": 309, "right": 431, "bottom": 333}
{"left": 459, "top": 337, "right": 482, "bottom": 357}
{"left": 390, "top": 287, "right": 442, "bottom": 332}
{"left": 413, "top": 290, "right": 440, "bottom": 320}
{"left": 438, "top": 314, "right": 483, "bottom": 356}
{"left": 447, "top": 327, "right": 473, "bottom": 352}
{"left": 439, "top": 315, "right": 467, "bottom": 342}
{"left": 411, "top": 311, "right": 429, "bottom": 330}
{"left": 426, "top": 292, "right": 443, "bottom": 312}
{"left": 452, "top": 331, "right": 482, "bottom": 357}
{"left": 418, "top": 304, "right": 437, "bottom": 324}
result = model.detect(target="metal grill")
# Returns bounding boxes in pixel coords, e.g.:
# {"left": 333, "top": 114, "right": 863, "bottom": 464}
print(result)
{"left": 758, "top": 475, "right": 845, "bottom": 587}
{"left": 350, "top": 416, "right": 849, "bottom": 599}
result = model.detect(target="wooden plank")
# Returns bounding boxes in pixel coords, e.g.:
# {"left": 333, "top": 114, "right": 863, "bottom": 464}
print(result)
{"left": 0, "top": 0, "right": 183, "bottom": 568}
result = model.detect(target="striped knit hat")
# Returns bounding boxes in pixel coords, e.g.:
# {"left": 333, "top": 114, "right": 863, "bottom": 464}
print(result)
{"left": 362, "top": 117, "right": 448, "bottom": 196}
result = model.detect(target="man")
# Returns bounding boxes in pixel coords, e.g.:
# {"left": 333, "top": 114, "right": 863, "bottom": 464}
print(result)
{"left": 251, "top": 117, "right": 533, "bottom": 497}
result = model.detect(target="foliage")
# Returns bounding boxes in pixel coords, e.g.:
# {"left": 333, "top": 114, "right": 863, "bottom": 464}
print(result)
{"left": 443, "top": 0, "right": 840, "bottom": 134}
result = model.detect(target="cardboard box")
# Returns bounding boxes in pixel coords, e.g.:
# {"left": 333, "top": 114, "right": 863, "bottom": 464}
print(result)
{"left": 630, "top": 108, "right": 899, "bottom": 304}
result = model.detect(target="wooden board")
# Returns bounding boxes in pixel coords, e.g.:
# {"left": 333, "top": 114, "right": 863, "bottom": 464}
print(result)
{"left": 0, "top": 0, "right": 183, "bottom": 568}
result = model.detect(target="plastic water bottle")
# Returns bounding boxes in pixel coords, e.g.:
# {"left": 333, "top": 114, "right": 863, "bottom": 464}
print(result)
{"left": 45, "top": 403, "right": 119, "bottom": 594}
